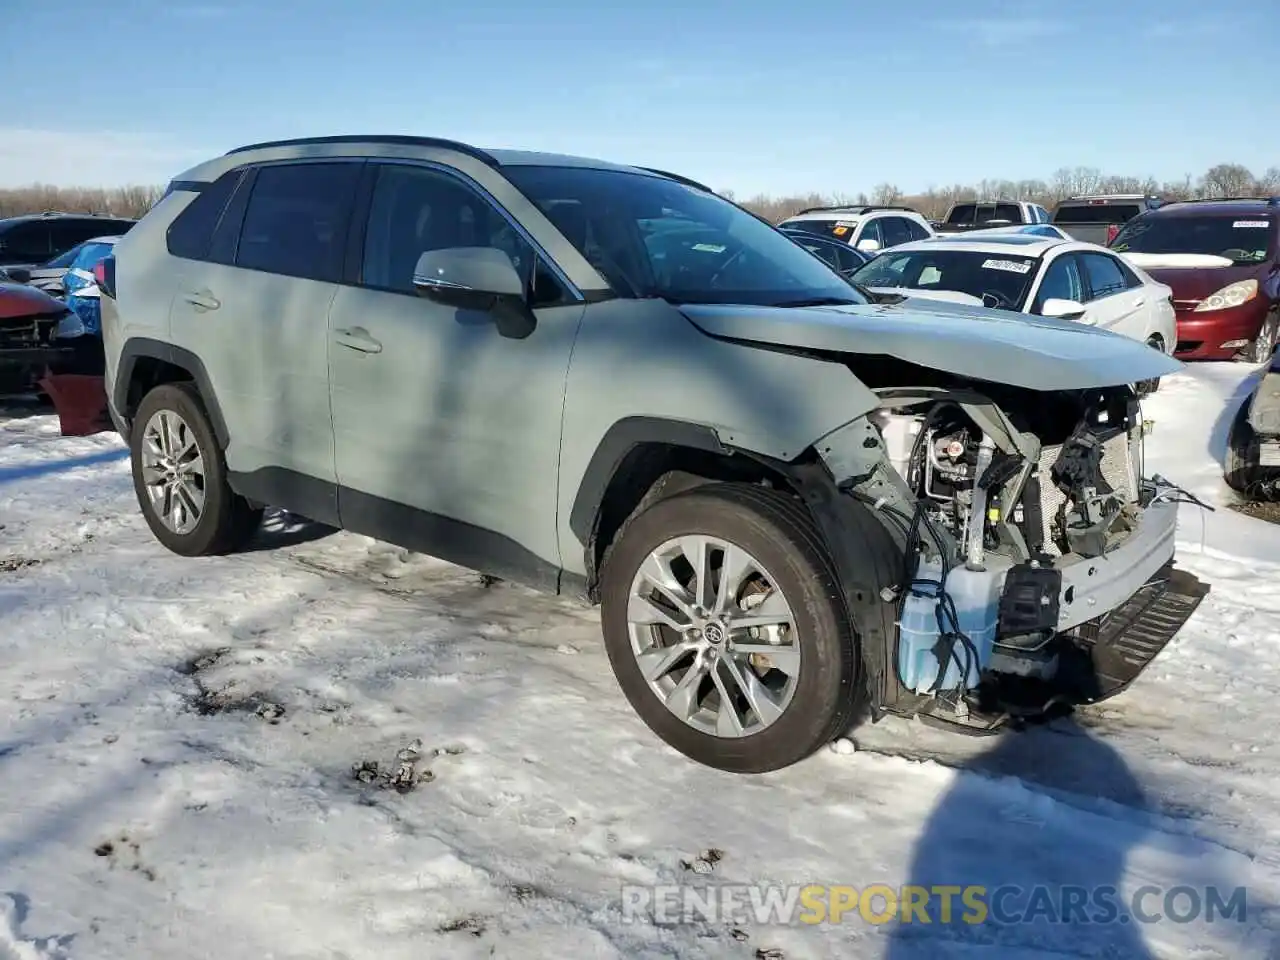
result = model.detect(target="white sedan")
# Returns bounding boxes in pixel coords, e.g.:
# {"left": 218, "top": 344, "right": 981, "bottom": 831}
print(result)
{"left": 850, "top": 233, "right": 1178, "bottom": 361}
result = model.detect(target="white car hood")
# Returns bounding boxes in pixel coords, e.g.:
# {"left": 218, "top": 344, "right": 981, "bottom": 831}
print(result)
{"left": 1117, "top": 252, "right": 1235, "bottom": 270}
{"left": 679, "top": 300, "right": 1181, "bottom": 392}
{"left": 869, "top": 287, "right": 986, "bottom": 307}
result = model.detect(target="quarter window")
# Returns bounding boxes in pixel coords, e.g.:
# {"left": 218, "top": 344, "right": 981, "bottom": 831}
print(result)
{"left": 1, "top": 223, "right": 51, "bottom": 261}
{"left": 167, "top": 169, "right": 243, "bottom": 261}
{"left": 235, "top": 162, "right": 362, "bottom": 282}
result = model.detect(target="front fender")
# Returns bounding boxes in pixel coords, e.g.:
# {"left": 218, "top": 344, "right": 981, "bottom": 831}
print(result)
{"left": 557, "top": 298, "right": 880, "bottom": 574}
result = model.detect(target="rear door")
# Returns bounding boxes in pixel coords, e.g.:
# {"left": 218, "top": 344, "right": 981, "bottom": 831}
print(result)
{"left": 1076, "top": 251, "right": 1148, "bottom": 340}
{"left": 167, "top": 160, "right": 363, "bottom": 520}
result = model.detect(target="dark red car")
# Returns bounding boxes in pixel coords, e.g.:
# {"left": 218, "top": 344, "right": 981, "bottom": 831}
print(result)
{"left": 1111, "top": 198, "right": 1280, "bottom": 362}
{"left": 0, "top": 279, "right": 71, "bottom": 394}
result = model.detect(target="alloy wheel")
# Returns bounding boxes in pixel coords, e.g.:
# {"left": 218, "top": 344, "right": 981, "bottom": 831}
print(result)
{"left": 139, "top": 409, "right": 207, "bottom": 535}
{"left": 626, "top": 535, "right": 801, "bottom": 738}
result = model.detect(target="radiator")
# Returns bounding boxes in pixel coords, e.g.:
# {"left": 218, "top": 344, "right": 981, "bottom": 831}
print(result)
{"left": 1033, "top": 429, "right": 1140, "bottom": 556}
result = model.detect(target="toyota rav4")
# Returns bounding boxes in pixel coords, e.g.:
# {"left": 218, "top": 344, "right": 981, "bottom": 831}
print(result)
{"left": 99, "top": 135, "right": 1208, "bottom": 772}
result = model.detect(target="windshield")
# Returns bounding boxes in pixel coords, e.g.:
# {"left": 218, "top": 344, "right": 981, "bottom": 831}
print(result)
{"left": 777, "top": 218, "right": 860, "bottom": 241}
{"left": 1111, "top": 214, "right": 1274, "bottom": 264}
{"left": 850, "top": 248, "right": 1039, "bottom": 311}
{"left": 43, "top": 242, "right": 86, "bottom": 269}
{"left": 71, "top": 241, "right": 114, "bottom": 271}
{"left": 503, "top": 165, "right": 866, "bottom": 307}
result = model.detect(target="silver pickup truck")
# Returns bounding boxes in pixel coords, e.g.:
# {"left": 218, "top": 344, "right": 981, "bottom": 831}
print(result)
{"left": 1051, "top": 195, "right": 1163, "bottom": 245}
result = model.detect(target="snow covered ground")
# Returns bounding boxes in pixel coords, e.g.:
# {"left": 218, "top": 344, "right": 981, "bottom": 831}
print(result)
{"left": 2, "top": 364, "right": 1280, "bottom": 960}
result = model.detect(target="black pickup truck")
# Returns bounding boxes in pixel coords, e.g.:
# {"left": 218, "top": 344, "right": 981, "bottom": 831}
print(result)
{"left": 1051, "top": 195, "right": 1163, "bottom": 245}
{"left": 932, "top": 199, "right": 1052, "bottom": 233}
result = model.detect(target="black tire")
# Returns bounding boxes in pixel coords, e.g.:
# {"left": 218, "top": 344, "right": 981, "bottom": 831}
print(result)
{"left": 1245, "top": 313, "right": 1279, "bottom": 365}
{"left": 599, "top": 482, "right": 860, "bottom": 774}
{"left": 1136, "top": 336, "right": 1164, "bottom": 396}
{"left": 130, "top": 382, "right": 262, "bottom": 556}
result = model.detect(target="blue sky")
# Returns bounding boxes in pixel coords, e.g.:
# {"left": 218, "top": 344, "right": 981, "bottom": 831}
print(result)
{"left": 1, "top": 0, "right": 1275, "bottom": 195}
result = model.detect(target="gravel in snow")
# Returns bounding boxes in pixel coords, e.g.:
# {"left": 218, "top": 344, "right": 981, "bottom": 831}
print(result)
{"left": 2, "top": 364, "right": 1280, "bottom": 958}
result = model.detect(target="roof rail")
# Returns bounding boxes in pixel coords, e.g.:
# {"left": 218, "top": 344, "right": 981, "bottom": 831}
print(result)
{"left": 1166, "top": 195, "right": 1275, "bottom": 205}
{"left": 637, "top": 167, "right": 714, "bottom": 194}
{"left": 793, "top": 204, "right": 918, "bottom": 216}
{"left": 225, "top": 134, "right": 500, "bottom": 167}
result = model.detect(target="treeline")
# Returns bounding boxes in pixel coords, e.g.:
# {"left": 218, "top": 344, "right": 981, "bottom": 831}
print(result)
{"left": 0, "top": 184, "right": 164, "bottom": 220}
{"left": 3, "top": 162, "right": 1278, "bottom": 226}
{"left": 725, "top": 162, "right": 1280, "bottom": 223}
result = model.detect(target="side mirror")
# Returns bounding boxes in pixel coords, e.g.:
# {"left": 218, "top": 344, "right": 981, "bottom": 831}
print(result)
{"left": 1040, "top": 298, "right": 1089, "bottom": 321}
{"left": 856, "top": 238, "right": 881, "bottom": 254}
{"left": 6, "top": 267, "right": 31, "bottom": 284}
{"left": 412, "top": 247, "right": 536, "bottom": 339}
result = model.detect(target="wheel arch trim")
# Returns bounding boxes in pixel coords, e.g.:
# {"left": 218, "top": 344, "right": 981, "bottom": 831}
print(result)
{"left": 115, "top": 337, "right": 230, "bottom": 448}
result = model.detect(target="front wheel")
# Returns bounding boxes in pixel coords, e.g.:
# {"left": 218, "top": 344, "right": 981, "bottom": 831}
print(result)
{"left": 1246, "top": 314, "right": 1279, "bottom": 365}
{"left": 598, "top": 483, "right": 859, "bottom": 773}
{"left": 130, "top": 382, "right": 262, "bottom": 556}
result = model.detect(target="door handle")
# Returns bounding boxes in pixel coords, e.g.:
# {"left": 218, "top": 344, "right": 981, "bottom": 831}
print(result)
{"left": 182, "top": 289, "right": 220, "bottom": 312}
{"left": 333, "top": 327, "right": 383, "bottom": 354}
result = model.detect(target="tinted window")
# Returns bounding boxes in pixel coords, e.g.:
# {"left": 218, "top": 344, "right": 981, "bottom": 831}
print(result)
{"left": 777, "top": 217, "right": 860, "bottom": 242}
{"left": 880, "top": 217, "right": 912, "bottom": 248}
{"left": 1032, "top": 254, "right": 1085, "bottom": 312}
{"left": 505, "top": 165, "right": 864, "bottom": 307}
{"left": 1053, "top": 203, "right": 1142, "bottom": 225}
{"left": 1, "top": 222, "right": 51, "bottom": 261}
{"left": 360, "top": 163, "right": 568, "bottom": 306}
{"left": 1111, "top": 214, "right": 1274, "bottom": 265}
{"left": 906, "top": 218, "right": 932, "bottom": 241}
{"left": 1080, "top": 252, "right": 1130, "bottom": 300}
{"left": 858, "top": 219, "right": 884, "bottom": 249}
{"left": 851, "top": 248, "right": 1038, "bottom": 311}
{"left": 236, "top": 163, "right": 361, "bottom": 282}
{"left": 945, "top": 204, "right": 976, "bottom": 226}
{"left": 167, "top": 170, "right": 243, "bottom": 261}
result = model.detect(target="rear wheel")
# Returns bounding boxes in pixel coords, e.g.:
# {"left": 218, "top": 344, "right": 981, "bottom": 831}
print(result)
{"left": 130, "top": 383, "right": 262, "bottom": 556}
{"left": 1136, "top": 335, "right": 1165, "bottom": 396}
{"left": 598, "top": 483, "right": 859, "bottom": 773}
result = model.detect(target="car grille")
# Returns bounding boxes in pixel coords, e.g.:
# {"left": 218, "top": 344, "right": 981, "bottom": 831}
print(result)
{"left": 1034, "top": 428, "right": 1140, "bottom": 557}
{"left": 0, "top": 311, "right": 61, "bottom": 350}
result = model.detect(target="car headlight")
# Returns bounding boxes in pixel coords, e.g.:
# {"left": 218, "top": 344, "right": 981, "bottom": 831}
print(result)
{"left": 1194, "top": 279, "right": 1258, "bottom": 312}
{"left": 53, "top": 310, "right": 86, "bottom": 339}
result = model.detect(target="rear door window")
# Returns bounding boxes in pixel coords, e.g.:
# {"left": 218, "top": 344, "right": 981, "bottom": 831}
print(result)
{"left": 235, "top": 162, "right": 363, "bottom": 282}
{"left": 1080, "top": 252, "right": 1132, "bottom": 300}
{"left": 880, "top": 217, "right": 912, "bottom": 248}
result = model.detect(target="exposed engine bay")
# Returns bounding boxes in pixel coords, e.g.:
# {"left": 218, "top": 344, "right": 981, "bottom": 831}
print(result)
{"left": 871, "top": 386, "right": 1145, "bottom": 566}
{"left": 833, "top": 380, "right": 1207, "bottom": 730}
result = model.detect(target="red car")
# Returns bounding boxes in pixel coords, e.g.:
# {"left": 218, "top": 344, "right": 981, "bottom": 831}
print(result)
{"left": 0, "top": 279, "right": 71, "bottom": 395}
{"left": 1111, "top": 198, "right": 1280, "bottom": 362}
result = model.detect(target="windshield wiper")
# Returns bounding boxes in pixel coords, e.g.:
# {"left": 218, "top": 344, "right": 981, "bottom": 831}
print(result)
{"left": 773, "top": 296, "right": 862, "bottom": 308}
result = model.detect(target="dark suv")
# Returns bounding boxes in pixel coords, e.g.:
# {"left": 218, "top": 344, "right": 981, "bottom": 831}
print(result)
{"left": 0, "top": 213, "right": 138, "bottom": 271}
{"left": 1111, "top": 198, "right": 1280, "bottom": 362}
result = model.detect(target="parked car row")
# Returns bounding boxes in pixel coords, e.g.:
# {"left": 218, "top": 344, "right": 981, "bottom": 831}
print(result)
{"left": 775, "top": 192, "right": 1279, "bottom": 369}
{"left": 0, "top": 213, "right": 131, "bottom": 395}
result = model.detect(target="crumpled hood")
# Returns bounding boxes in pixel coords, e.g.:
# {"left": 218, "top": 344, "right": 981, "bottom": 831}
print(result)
{"left": 0, "top": 281, "right": 66, "bottom": 320}
{"left": 679, "top": 300, "right": 1182, "bottom": 392}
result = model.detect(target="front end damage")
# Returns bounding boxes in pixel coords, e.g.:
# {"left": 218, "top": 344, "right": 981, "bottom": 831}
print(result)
{"left": 805, "top": 373, "right": 1210, "bottom": 733}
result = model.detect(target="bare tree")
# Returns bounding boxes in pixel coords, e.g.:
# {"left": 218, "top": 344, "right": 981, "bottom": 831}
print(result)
{"left": 1200, "top": 163, "right": 1257, "bottom": 198}
{"left": 871, "top": 183, "right": 903, "bottom": 205}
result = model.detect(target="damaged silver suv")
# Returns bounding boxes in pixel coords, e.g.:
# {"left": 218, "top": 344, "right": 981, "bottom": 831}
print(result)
{"left": 99, "top": 135, "right": 1209, "bottom": 772}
